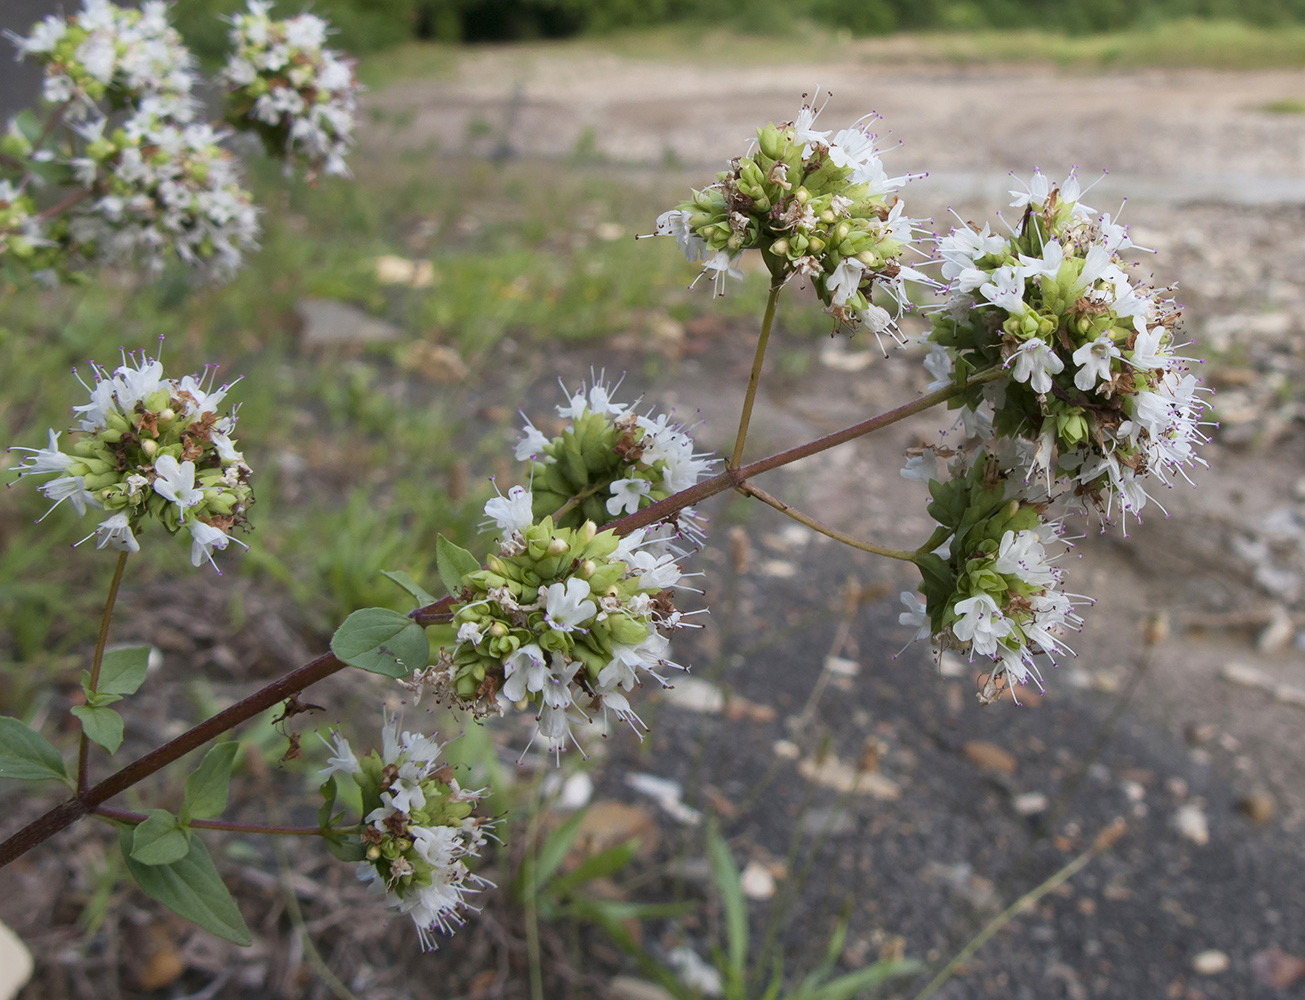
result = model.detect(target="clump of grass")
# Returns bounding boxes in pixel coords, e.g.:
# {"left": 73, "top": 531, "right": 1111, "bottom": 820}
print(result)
{"left": 1261, "top": 98, "right": 1305, "bottom": 113}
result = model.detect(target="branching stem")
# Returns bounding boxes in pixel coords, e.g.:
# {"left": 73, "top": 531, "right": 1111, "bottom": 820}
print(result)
{"left": 738, "top": 483, "right": 918, "bottom": 562}
{"left": 0, "top": 368, "right": 1003, "bottom": 868}
{"left": 92, "top": 805, "right": 322, "bottom": 837}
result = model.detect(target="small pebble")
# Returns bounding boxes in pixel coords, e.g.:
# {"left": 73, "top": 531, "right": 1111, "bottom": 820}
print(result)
{"left": 1175, "top": 802, "right": 1210, "bottom": 845}
{"left": 1012, "top": 792, "right": 1049, "bottom": 816}
{"left": 739, "top": 860, "right": 776, "bottom": 900}
{"left": 1220, "top": 662, "right": 1274, "bottom": 690}
{"left": 1192, "top": 950, "right": 1230, "bottom": 975}
{"left": 1238, "top": 790, "right": 1275, "bottom": 825}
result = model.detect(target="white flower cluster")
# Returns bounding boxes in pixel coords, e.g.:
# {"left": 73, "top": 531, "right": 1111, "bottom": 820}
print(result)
{"left": 924, "top": 169, "right": 1210, "bottom": 531}
{"left": 9, "top": 349, "right": 253, "bottom": 572}
{"left": 519, "top": 378, "right": 715, "bottom": 548}
{"left": 899, "top": 455, "right": 1087, "bottom": 703}
{"left": 427, "top": 489, "right": 698, "bottom": 759}
{"left": 0, "top": 180, "right": 46, "bottom": 262}
{"left": 320, "top": 715, "right": 490, "bottom": 951}
{"left": 8, "top": 0, "right": 197, "bottom": 122}
{"left": 221, "top": 1, "right": 357, "bottom": 178}
{"left": 71, "top": 115, "right": 259, "bottom": 279}
{"left": 655, "top": 96, "right": 929, "bottom": 344}
{"left": 7, "top": 0, "right": 263, "bottom": 279}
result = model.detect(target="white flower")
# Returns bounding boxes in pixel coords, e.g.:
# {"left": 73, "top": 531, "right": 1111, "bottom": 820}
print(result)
{"left": 1017, "top": 239, "right": 1065, "bottom": 280}
{"left": 793, "top": 102, "right": 832, "bottom": 156}
{"left": 1009, "top": 338, "right": 1064, "bottom": 395}
{"left": 1009, "top": 168, "right": 1051, "bottom": 210}
{"left": 10, "top": 429, "right": 73, "bottom": 477}
{"left": 923, "top": 343, "right": 953, "bottom": 391}
{"left": 825, "top": 257, "right": 865, "bottom": 306}
{"left": 993, "top": 530, "right": 1056, "bottom": 588}
{"left": 898, "top": 592, "right": 931, "bottom": 642}
{"left": 38, "top": 476, "right": 97, "bottom": 519}
{"left": 500, "top": 643, "right": 549, "bottom": 703}
{"left": 951, "top": 594, "right": 1013, "bottom": 657}
{"left": 484, "top": 485, "right": 533, "bottom": 535}
{"left": 979, "top": 265, "right": 1027, "bottom": 316}
{"left": 654, "top": 209, "right": 707, "bottom": 263}
{"left": 318, "top": 731, "right": 361, "bottom": 778}
{"left": 152, "top": 454, "right": 202, "bottom": 509}
{"left": 91, "top": 513, "right": 139, "bottom": 553}
{"left": 900, "top": 452, "right": 937, "bottom": 483}
{"left": 456, "top": 622, "right": 484, "bottom": 645}
{"left": 626, "top": 549, "right": 683, "bottom": 591}
{"left": 544, "top": 577, "right": 596, "bottom": 632}
{"left": 1128, "top": 327, "right": 1170, "bottom": 371}
{"left": 606, "top": 477, "right": 652, "bottom": 516}
{"left": 699, "top": 250, "right": 743, "bottom": 297}
{"left": 515, "top": 419, "right": 550, "bottom": 461}
{"left": 187, "top": 520, "right": 237, "bottom": 571}
{"left": 1071, "top": 334, "right": 1122, "bottom": 392}
{"left": 939, "top": 222, "right": 1004, "bottom": 263}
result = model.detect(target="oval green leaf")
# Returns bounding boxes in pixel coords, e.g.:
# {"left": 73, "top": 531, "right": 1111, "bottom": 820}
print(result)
{"left": 71, "top": 704, "right": 124, "bottom": 755}
{"left": 118, "top": 827, "right": 251, "bottom": 946}
{"left": 0, "top": 717, "right": 68, "bottom": 783}
{"left": 131, "top": 809, "right": 190, "bottom": 866}
{"left": 330, "top": 608, "right": 429, "bottom": 678}
{"left": 182, "top": 743, "right": 239, "bottom": 822}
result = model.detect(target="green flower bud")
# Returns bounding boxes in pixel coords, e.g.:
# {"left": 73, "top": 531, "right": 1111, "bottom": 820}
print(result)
{"left": 141, "top": 439, "right": 158, "bottom": 457}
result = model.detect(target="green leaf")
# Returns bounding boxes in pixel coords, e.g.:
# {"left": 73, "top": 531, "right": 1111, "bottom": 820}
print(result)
{"left": 71, "top": 704, "right": 124, "bottom": 754}
{"left": 323, "top": 833, "right": 365, "bottom": 862}
{"left": 380, "top": 569, "right": 437, "bottom": 607}
{"left": 118, "top": 827, "right": 252, "bottom": 946}
{"left": 12, "top": 110, "right": 41, "bottom": 145}
{"left": 97, "top": 646, "right": 151, "bottom": 696}
{"left": 804, "top": 959, "right": 923, "bottom": 1000}
{"left": 523, "top": 808, "right": 586, "bottom": 898}
{"left": 182, "top": 743, "right": 239, "bottom": 822}
{"left": 707, "top": 822, "right": 749, "bottom": 977}
{"left": 317, "top": 777, "right": 338, "bottom": 829}
{"left": 549, "top": 840, "right": 638, "bottom": 899}
{"left": 0, "top": 716, "right": 68, "bottom": 783}
{"left": 131, "top": 809, "right": 190, "bottom": 866}
{"left": 330, "top": 608, "right": 429, "bottom": 678}
{"left": 435, "top": 535, "right": 480, "bottom": 598}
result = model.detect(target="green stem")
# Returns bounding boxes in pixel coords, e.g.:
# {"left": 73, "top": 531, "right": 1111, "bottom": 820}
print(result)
{"left": 523, "top": 777, "right": 546, "bottom": 1000}
{"left": 911, "top": 820, "right": 1125, "bottom": 1000}
{"left": 738, "top": 483, "right": 918, "bottom": 562}
{"left": 550, "top": 479, "right": 608, "bottom": 521}
{"left": 78, "top": 551, "right": 129, "bottom": 794}
{"left": 729, "top": 284, "right": 781, "bottom": 469}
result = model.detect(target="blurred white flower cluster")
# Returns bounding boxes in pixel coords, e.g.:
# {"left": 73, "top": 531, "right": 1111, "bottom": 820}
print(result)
{"left": 3, "top": 0, "right": 360, "bottom": 281}
{"left": 221, "top": 1, "right": 358, "bottom": 179}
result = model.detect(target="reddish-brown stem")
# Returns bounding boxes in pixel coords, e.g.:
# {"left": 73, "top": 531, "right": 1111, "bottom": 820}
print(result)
{"left": 91, "top": 806, "right": 322, "bottom": 837}
{"left": 0, "top": 368, "right": 1001, "bottom": 869}
{"left": 37, "top": 188, "right": 90, "bottom": 220}
{"left": 0, "top": 653, "right": 345, "bottom": 869}
{"left": 612, "top": 368, "right": 1002, "bottom": 536}
{"left": 78, "top": 551, "right": 129, "bottom": 793}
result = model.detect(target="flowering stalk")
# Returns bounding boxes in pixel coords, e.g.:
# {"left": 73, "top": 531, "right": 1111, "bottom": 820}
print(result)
{"left": 77, "top": 550, "right": 129, "bottom": 793}
{"left": 730, "top": 285, "right": 780, "bottom": 468}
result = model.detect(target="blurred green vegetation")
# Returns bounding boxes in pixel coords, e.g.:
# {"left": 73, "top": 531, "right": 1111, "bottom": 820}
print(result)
{"left": 167, "top": 0, "right": 1305, "bottom": 58}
